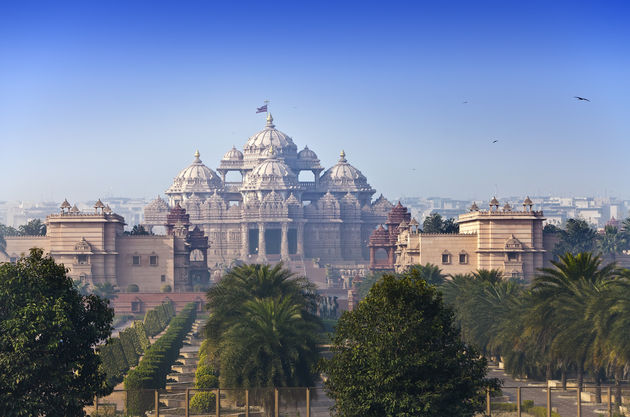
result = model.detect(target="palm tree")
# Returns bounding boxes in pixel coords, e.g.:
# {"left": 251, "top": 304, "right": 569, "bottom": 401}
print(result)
{"left": 218, "top": 297, "right": 321, "bottom": 388}
{"left": 531, "top": 252, "right": 616, "bottom": 392}
{"left": 409, "top": 263, "right": 446, "bottom": 285}
{"left": 204, "top": 263, "right": 322, "bottom": 401}
{"left": 472, "top": 269, "right": 504, "bottom": 284}
{"left": 92, "top": 282, "right": 119, "bottom": 300}
{"left": 205, "top": 263, "right": 318, "bottom": 341}
{"left": 598, "top": 225, "right": 628, "bottom": 261}
{"left": 587, "top": 270, "right": 630, "bottom": 410}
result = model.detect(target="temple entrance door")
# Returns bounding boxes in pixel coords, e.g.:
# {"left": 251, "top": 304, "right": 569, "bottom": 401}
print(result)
{"left": 265, "top": 229, "right": 281, "bottom": 255}
{"left": 249, "top": 229, "right": 259, "bottom": 255}
{"left": 288, "top": 228, "right": 297, "bottom": 254}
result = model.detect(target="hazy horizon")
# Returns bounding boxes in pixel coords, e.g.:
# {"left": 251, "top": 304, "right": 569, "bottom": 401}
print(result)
{"left": 2, "top": 1, "right": 629, "bottom": 202}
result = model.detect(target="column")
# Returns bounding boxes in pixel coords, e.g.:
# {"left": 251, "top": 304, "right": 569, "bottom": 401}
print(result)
{"left": 369, "top": 247, "right": 375, "bottom": 268}
{"left": 281, "top": 223, "right": 289, "bottom": 261}
{"left": 241, "top": 223, "right": 249, "bottom": 259}
{"left": 257, "top": 222, "right": 267, "bottom": 262}
{"left": 297, "top": 223, "right": 305, "bottom": 257}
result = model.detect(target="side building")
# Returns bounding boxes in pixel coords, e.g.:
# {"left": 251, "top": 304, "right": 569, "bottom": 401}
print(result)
{"left": 371, "top": 197, "right": 553, "bottom": 281}
{"left": 1, "top": 200, "right": 209, "bottom": 293}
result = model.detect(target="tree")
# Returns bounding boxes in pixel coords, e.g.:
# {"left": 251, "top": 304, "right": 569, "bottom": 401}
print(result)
{"left": 409, "top": 263, "right": 446, "bottom": 285}
{"left": 531, "top": 252, "right": 616, "bottom": 390}
{"left": 597, "top": 225, "right": 628, "bottom": 261}
{"left": 422, "top": 212, "right": 443, "bottom": 233}
{"left": 218, "top": 297, "right": 321, "bottom": 388}
{"left": 204, "top": 263, "right": 322, "bottom": 390}
{"left": 553, "top": 218, "right": 597, "bottom": 257}
{"left": 17, "top": 219, "right": 46, "bottom": 236}
{"left": 422, "top": 212, "right": 459, "bottom": 234}
{"left": 323, "top": 271, "right": 498, "bottom": 417}
{"left": 124, "top": 225, "right": 152, "bottom": 236}
{"left": 0, "top": 248, "right": 113, "bottom": 416}
{"left": 92, "top": 282, "right": 119, "bottom": 300}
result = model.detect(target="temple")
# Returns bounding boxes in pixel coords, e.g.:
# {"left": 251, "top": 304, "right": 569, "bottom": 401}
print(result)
{"left": 143, "top": 114, "right": 392, "bottom": 267}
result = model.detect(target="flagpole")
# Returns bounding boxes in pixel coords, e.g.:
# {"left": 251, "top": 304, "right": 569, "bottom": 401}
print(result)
{"left": 264, "top": 99, "right": 270, "bottom": 117}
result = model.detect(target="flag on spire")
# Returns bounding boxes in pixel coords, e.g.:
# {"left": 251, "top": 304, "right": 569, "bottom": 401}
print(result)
{"left": 256, "top": 104, "right": 268, "bottom": 113}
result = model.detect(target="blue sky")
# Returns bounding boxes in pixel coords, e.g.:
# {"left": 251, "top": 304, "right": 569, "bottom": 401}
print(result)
{"left": 1, "top": 0, "right": 629, "bottom": 202}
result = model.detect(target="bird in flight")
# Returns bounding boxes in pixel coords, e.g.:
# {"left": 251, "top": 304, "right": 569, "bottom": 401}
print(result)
{"left": 574, "top": 96, "right": 591, "bottom": 102}
{"left": 463, "top": 100, "right": 468, "bottom": 104}
{"left": 492, "top": 140, "right": 499, "bottom": 143}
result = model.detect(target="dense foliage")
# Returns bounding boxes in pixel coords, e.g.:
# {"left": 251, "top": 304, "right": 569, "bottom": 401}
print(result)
{"left": 0, "top": 248, "right": 113, "bottom": 417}
{"left": 323, "top": 269, "right": 498, "bottom": 417}
{"left": 124, "top": 303, "right": 196, "bottom": 414}
{"left": 98, "top": 321, "right": 150, "bottom": 387}
{"left": 443, "top": 252, "right": 630, "bottom": 412}
{"left": 422, "top": 212, "right": 459, "bottom": 233}
{"left": 204, "top": 263, "right": 322, "bottom": 389}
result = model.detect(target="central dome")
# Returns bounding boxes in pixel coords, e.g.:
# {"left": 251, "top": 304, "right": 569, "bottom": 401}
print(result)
{"left": 243, "top": 114, "right": 298, "bottom": 159}
{"left": 242, "top": 148, "right": 299, "bottom": 190}
{"left": 166, "top": 150, "right": 223, "bottom": 195}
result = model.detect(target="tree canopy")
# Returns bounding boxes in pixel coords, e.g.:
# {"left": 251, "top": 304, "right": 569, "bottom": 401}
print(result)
{"left": 422, "top": 212, "right": 459, "bottom": 233}
{"left": 323, "top": 270, "right": 497, "bottom": 417}
{"left": 204, "top": 263, "right": 322, "bottom": 388}
{"left": 0, "top": 248, "right": 113, "bottom": 416}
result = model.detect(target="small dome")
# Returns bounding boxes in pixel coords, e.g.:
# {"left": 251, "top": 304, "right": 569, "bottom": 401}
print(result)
{"left": 298, "top": 145, "right": 318, "bottom": 160}
{"left": 489, "top": 196, "right": 500, "bottom": 206}
{"left": 320, "top": 150, "right": 372, "bottom": 192}
{"left": 243, "top": 114, "right": 297, "bottom": 158}
{"left": 523, "top": 196, "right": 533, "bottom": 205}
{"left": 60, "top": 199, "right": 71, "bottom": 209}
{"left": 243, "top": 155, "right": 299, "bottom": 190}
{"left": 166, "top": 151, "right": 223, "bottom": 194}
{"left": 470, "top": 202, "right": 479, "bottom": 211}
{"left": 222, "top": 146, "right": 243, "bottom": 161}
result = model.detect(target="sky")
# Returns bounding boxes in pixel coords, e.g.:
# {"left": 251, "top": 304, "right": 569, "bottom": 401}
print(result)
{"left": 1, "top": 0, "right": 629, "bottom": 203}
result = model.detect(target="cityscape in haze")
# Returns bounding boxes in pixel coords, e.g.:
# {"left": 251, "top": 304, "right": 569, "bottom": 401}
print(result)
{"left": 2, "top": 1, "right": 630, "bottom": 416}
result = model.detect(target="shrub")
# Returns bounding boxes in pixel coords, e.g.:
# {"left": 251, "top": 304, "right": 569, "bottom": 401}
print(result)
{"left": 190, "top": 391, "right": 216, "bottom": 413}
{"left": 196, "top": 374, "right": 219, "bottom": 389}
{"left": 161, "top": 284, "right": 172, "bottom": 293}
{"left": 133, "top": 321, "right": 151, "bottom": 350}
{"left": 127, "top": 284, "right": 139, "bottom": 292}
{"left": 491, "top": 402, "right": 517, "bottom": 411}
{"left": 119, "top": 328, "right": 139, "bottom": 367}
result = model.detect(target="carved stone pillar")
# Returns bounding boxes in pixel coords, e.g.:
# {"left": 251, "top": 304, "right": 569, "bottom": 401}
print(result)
{"left": 241, "top": 223, "right": 249, "bottom": 259}
{"left": 257, "top": 222, "right": 267, "bottom": 262}
{"left": 281, "top": 223, "right": 289, "bottom": 261}
{"left": 297, "top": 223, "right": 305, "bottom": 257}
{"left": 369, "top": 247, "right": 375, "bottom": 268}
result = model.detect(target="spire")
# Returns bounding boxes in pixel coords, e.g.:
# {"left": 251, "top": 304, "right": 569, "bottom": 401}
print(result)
{"left": 266, "top": 113, "right": 275, "bottom": 127}
{"left": 194, "top": 150, "right": 201, "bottom": 162}
{"left": 339, "top": 150, "right": 347, "bottom": 162}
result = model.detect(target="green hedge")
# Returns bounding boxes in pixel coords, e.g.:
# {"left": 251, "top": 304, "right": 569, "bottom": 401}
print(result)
{"left": 143, "top": 301, "right": 175, "bottom": 337}
{"left": 99, "top": 321, "right": 151, "bottom": 387}
{"left": 124, "top": 303, "right": 197, "bottom": 414}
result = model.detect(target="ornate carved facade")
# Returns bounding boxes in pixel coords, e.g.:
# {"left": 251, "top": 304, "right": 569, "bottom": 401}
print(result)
{"left": 143, "top": 114, "right": 391, "bottom": 267}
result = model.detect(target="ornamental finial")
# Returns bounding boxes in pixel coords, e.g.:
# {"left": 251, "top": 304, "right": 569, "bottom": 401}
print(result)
{"left": 339, "top": 150, "right": 347, "bottom": 162}
{"left": 266, "top": 113, "right": 274, "bottom": 127}
{"left": 194, "top": 150, "right": 201, "bottom": 162}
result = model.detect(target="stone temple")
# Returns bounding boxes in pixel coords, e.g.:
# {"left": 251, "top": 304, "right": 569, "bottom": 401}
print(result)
{"left": 143, "top": 114, "right": 392, "bottom": 268}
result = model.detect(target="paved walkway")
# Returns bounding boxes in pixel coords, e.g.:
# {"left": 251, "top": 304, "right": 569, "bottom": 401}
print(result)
{"left": 488, "top": 365, "right": 616, "bottom": 417}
